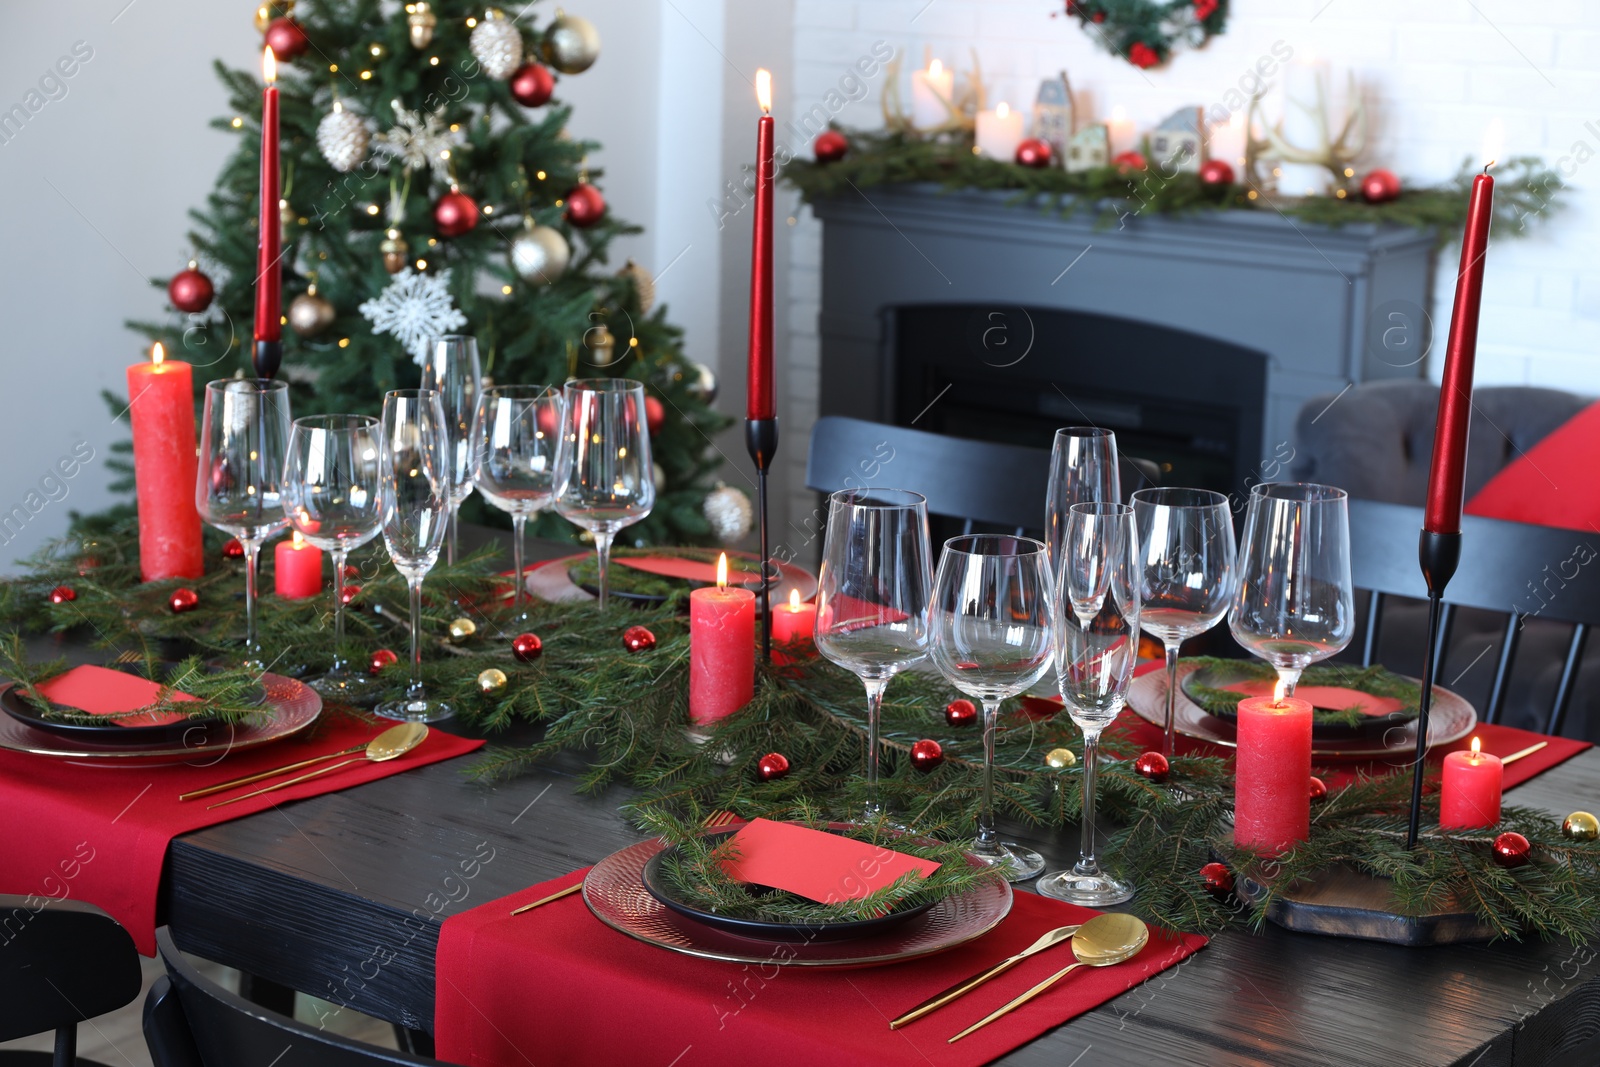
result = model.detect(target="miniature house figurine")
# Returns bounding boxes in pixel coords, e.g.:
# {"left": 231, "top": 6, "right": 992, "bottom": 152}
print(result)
{"left": 1033, "top": 72, "right": 1074, "bottom": 168}
{"left": 1066, "top": 123, "right": 1109, "bottom": 172}
{"left": 1149, "top": 106, "right": 1204, "bottom": 173}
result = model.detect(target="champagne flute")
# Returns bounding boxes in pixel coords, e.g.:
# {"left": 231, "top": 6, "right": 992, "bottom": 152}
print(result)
{"left": 376, "top": 389, "right": 453, "bottom": 723}
{"left": 814, "top": 488, "right": 933, "bottom": 821}
{"left": 196, "top": 378, "right": 292, "bottom": 670}
{"left": 929, "top": 535, "right": 1053, "bottom": 881}
{"left": 282, "top": 414, "right": 383, "bottom": 702}
{"left": 471, "top": 385, "right": 563, "bottom": 630}
{"left": 1044, "top": 426, "right": 1120, "bottom": 579}
{"left": 552, "top": 378, "right": 655, "bottom": 609}
{"left": 1132, "top": 487, "right": 1237, "bottom": 757}
{"left": 1038, "top": 502, "right": 1140, "bottom": 906}
{"left": 420, "top": 334, "right": 481, "bottom": 566}
{"left": 1228, "top": 482, "right": 1354, "bottom": 696}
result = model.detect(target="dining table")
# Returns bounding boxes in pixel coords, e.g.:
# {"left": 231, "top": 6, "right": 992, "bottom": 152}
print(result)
{"left": 32, "top": 532, "right": 1600, "bottom": 1067}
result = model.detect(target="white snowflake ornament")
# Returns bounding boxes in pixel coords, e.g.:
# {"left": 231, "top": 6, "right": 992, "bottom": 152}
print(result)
{"left": 375, "top": 101, "right": 460, "bottom": 183}
{"left": 359, "top": 268, "right": 468, "bottom": 364}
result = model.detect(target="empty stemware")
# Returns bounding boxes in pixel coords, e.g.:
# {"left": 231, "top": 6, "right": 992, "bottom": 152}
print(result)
{"left": 1044, "top": 426, "right": 1121, "bottom": 579}
{"left": 420, "top": 334, "right": 482, "bottom": 566}
{"left": 471, "top": 384, "right": 564, "bottom": 630}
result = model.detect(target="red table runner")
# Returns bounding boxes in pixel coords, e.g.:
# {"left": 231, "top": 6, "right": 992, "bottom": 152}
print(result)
{"left": 0, "top": 711, "right": 481, "bottom": 954}
{"left": 436, "top": 869, "right": 1206, "bottom": 1067}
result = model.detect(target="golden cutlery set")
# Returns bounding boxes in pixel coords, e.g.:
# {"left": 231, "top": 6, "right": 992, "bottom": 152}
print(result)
{"left": 178, "top": 722, "right": 429, "bottom": 808}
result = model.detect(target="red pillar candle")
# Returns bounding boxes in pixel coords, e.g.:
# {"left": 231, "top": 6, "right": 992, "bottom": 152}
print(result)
{"left": 1233, "top": 682, "right": 1313, "bottom": 855}
{"left": 125, "top": 343, "right": 204, "bottom": 581}
{"left": 254, "top": 45, "right": 282, "bottom": 347}
{"left": 745, "top": 69, "right": 775, "bottom": 421}
{"left": 689, "top": 553, "right": 756, "bottom": 725}
{"left": 274, "top": 530, "right": 323, "bottom": 599}
{"left": 770, "top": 588, "right": 816, "bottom": 647}
{"left": 1423, "top": 165, "right": 1495, "bottom": 534}
{"left": 1440, "top": 736, "right": 1503, "bottom": 829}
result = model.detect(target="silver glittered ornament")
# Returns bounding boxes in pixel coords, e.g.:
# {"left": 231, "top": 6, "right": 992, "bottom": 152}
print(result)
{"left": 542, "top": 11, "right": 601, "bottom": 74}
{"left": 470, "top": 8, "right": 524, "bottom": 80}
{"left": 316, "top": 101, "right": 369, "bottom": 173}
{"left": 684, "top": 360, "right": 718, "bottom": 404}
{"left": 703, "top": 483, "right": 753, "bottom": 544}
{"left": 288, "top": 284, "right": 336, "bottom": 337}
{"left": 510, "top": 220, "right": 570, "bottom": 285}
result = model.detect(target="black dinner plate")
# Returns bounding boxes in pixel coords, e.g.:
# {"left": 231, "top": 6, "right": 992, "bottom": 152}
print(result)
{"left": 0, "top": 662, "right": 256, "bottom": 744}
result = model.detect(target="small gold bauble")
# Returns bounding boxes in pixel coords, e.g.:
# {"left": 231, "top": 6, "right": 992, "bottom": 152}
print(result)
{"left": 1562, "top": 811, "right": 1599, "bottom": 841}
{"left": 279, "top": 198, "right": 297, "bottom": 244}
{"left": 477, "top": 667, "right": 508, "bottom": 694}
{"left": 288, "top": 285, "right": 336, "bottom": 337}
{"left": 1045, "top": 747, "right": 1077, "bottom": 770}
{"left": 407, "top": 2, "right": 437, "bottom": 49}
{"left": 584, "top": 323, "right": 616, "bottom": 366}
{"left": 448, "top": 617, "right": 478, "bottom": 641}
{"left": 380, "top": 228, "right": 409, "bottom": 274}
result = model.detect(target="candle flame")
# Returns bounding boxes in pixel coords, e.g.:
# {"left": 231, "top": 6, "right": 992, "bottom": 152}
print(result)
{"left": 928, "top": 58, "right": 943, "bottom": 78}
{"left": 755, "top": 69, "right": 771, "bottom": 113}
{"left": 263, "top": 45, "right": 277, "bottom": 83}
{"left": 291, "top": 530, "right": 305, "bottom": 548}
{"left": 1110, "top": 104, "right": 1128, "bottom": 122}
{"left": 1470, "top": 735, "right": 1482, "bottom": 761}
{"left": 151, "top": 342, "right": 165, "bottom": 366}
{"left": 789, "top": 588, "right": 801, "bottom": 611}
{"left": 1272, "top": 677, "right": 1289, "bottom": 705}
{"left": 996, "top": 101, "right": 1010, "bottom": 119}
{"left": 716, "top": 552, "right": 729, "bottom": 591}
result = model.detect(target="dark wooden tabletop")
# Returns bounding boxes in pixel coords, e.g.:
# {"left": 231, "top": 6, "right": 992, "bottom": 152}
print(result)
{"left": 159, "top": 537, "right": 1600, "bottom": 1067}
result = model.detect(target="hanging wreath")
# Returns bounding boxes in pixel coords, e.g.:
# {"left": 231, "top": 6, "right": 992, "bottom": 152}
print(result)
{"left": 1062, "top": 0, "right": 1229, "bottom": 69}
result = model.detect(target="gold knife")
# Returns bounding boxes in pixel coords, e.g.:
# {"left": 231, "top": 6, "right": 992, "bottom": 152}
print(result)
{"left": 888, "top": 924, "right": 1080, "bottom": 1029}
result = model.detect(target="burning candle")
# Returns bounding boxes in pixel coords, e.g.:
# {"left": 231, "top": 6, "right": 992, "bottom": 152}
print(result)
{"left": 1440, "top": 736, "right": 1503, "bottom": 829}
{"left": 975, "top": 101, "right": 1025, "bottom": 161}
{"left": 770, "top": 587, "right": 816, "bottom": 649}
{"left": 910, "top": 58, "right": 953, "bottom": 130}
{"left": 274, "top": 529, "right": 323, "bottom": 599}
{"left": 1209, "top": 110, "right": 1247, "bottom": 168}
{"left": 254, "top": 45, "right": 283, "bottom": 374}
{"left": 1233, "top": 678, "right": 1313, "bottom": 854}
{"left": 1106, "top": 105, "right": 1137, "bottom": 159}
{"left": 746, "top": 69, "right": 775, "bottom": 422}
{"left": 125, "top": 343, "right": 204, "bottom": 581}
{"left": 689, "top": 552, "right": 756, "bottom": 725}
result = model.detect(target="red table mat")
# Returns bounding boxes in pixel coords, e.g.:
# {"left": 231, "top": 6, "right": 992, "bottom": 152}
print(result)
{"left": 436, "top": 868, "right": 1206, "bottom": 1067}
{"left": 0, "top": 711, "right": 481, "bottom": 954}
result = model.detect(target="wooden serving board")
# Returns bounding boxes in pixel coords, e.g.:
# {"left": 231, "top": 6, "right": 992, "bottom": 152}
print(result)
{"left": 1237, "top": 863, "right": 1498, "bottom": 946}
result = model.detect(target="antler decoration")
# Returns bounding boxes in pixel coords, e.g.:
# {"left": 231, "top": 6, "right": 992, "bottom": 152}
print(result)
{"left": 1259, "top": 70, "right": 1367, "bottom": 187}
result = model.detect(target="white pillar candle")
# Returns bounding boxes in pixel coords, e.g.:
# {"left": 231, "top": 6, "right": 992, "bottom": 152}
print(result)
{"left": 1208, "top": 110, "right": 1247, "bottom": 168}
{"left": 910, "top": 59, "right": 954, "bottom": 131}
{"left": 1106, "top": 105, "right": 1137, "bottom": 158}
{"left": 975, "top": 101, "right": 1025, "bottom": 160}
{"left": 1277, "top": 57, "right": 1331, "bottom": 196}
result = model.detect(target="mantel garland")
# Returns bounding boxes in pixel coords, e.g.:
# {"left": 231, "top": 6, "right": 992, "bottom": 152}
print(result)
{"left": 2, "top": 519, "right": 1597, "bottom": 941}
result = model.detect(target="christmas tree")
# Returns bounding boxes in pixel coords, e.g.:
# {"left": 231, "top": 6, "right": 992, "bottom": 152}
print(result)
{"left": 126, "top": 0, "right": 731, "bottom": 545}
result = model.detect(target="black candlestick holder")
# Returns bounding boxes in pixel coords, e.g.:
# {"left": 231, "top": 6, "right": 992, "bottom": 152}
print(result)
{"left": 1408, "top": 528, "right": 1462, "bottom": 848}
{"left": 745, "top": 417, "right": 779, "bottom": 664}
{"left": 254, "top": 339, "right": 283, "bottom": 379}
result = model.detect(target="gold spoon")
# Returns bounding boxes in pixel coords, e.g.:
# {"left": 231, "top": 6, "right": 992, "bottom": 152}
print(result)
{"left": 206, "top": 722, "right": 429, "bottom": 809}
{"left": 948, "top": 913, "right": 1149, "bottom": 1044}
{"left": 889, "top": 924, "right": 1081, "bottom": 1029}
{"left": 180, "top": 723, "right": 426, "bottom": 802}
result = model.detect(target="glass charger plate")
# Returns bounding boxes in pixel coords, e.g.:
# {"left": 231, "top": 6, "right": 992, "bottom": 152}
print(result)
{"left": 584, "top": 837, "right": 1012, "bottom": 968}
{"left": 1127, "top": 660, "right": 1475, "bottom": 759}
{"left": 0, "top": 673, "right": 322, "bottom": 767}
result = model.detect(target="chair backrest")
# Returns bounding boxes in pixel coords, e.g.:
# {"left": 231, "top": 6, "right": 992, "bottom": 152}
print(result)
{"left": 1349, "top": 499, "right": 1600, "bottom": 733}
{"left": 0, "top": 894, "right": 142, "bottom": 1062}
{"left": 144, "top": 928, "right": 445, "bottom": 1067}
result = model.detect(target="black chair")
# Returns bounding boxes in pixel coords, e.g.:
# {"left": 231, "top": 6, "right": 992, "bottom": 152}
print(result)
{"left": 1350, "top": 499, "right": 1600, "bottom": 734}
{"left": 143, "top": 929, "right": 445, "bottom": 1067}
{"left": 0, "top": 895, "right": 142, "bottom": 1067}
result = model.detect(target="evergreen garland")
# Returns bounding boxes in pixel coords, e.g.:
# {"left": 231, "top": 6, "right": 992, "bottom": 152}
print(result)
{"left": 1060, "top": 0, "right": 1229, "bottom": 69}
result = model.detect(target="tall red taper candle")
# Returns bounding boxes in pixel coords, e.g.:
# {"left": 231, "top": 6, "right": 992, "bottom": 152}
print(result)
{"left": 1422, "top": 166, "right": 1495, "bottom": 534}
{"left": 746, "top": 69, "right": 775, "bottom": 421}
{"left": 254, "top": 46, "right": 282, "bottom": 346}
{"left": 125, "top": 343, "right": 204, "bottom": 581}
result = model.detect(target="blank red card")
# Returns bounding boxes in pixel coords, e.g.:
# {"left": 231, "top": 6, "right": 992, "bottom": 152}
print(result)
{"left": 33, "top": 664, "right": 196, "bottom": 727}
{"left": 616, "top": 555, "right": 761, "bottom": 586}
{"left": 1223, "top": 679, "right": 1404, "bottom": 717}
{"left": 716, "top": 818, "right": 940, "bottom": 904}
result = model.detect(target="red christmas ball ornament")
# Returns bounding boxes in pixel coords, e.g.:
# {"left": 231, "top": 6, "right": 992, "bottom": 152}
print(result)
{"left": 644, "top": 395, "right": 666, "bottom": 435}
{"left": 48, "top": 585, "right": 76, "bottom": 605}
{"left": 1113, "top": 150, "right": 1148, "bottom": 173}
{"left": 757, "top": 751, "right": 790, "bottom": 782}
{"left": 1200, "top": 861, "right": 1234, "bottom": 895}
{"left": 339, "top": 583, "right": 362, "bottom": 606}
{"left": 1199, "top": 158, "right": 1235, "bottom": 186}
{"left": 342, "top": 563, "right": 361, "bottom": 581}
{"left": 168, "top": 266, "right": 215, "bottom": 313}
{"left": 369, "top": 648, "right": 399, "bottom": 674}
{"left": 909, "top": 739, "right": 944, "bottom": 773}
{"left": 262, "top": 17, "right": 310, "bottom": 61}
{"left": 509, "top": 62, "right": 555, "bottom": 107}
{"left": 1360, "top": 168, "right": 1402, "bottom": 204}
{"left": 169, "top": 588, "right": 200, "bottom": 614}
{"left": 512, "top": 632, "right": 544, "bottom": 661}
{"left": 1194, "top": 0, "right": 1219, "bottom": 20}
{"left": 1014, "top": 138, "right": 1053, "bottom": 168}
{"left": 1127, "top": 42, "right": 1161, "bottom": 69}
{"left": 1309, "top": 776, "right": 1327, "bottom": 800}
{"left": 564, "top": 183, "right": 606, "bottom": 228}
{"left": 622, "top": 625, "right": 657, "bottom": 653}
{"left": 944, "top": 698, "right": 977, "bottom": 727}
{"left": 814, "top": 129, "right": 849, "bottom": 163}
{"left": 433, "top": 188, "right": 480, "bottom": 238}
{"left": 1133, "top": 750, "right": 1170, "bottom": 783}
{"left": 222, "top": 537, "right": 245, "bottom": 560}
{"left": 1492, "top": 831, "right": 1532, "bottom": 868}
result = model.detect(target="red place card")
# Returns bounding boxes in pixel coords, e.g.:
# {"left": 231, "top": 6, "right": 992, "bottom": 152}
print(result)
{"left": 616, "top": 555, "right": 759, "bottom": 586}
{"left": 717, "top": 818, "right": 939, "bottom": 904}
{"left": 1224, "top": 679, "right": 1404, "bottom": 717}
{"left": 33, "top": 664, "right": 196, "bottom": 727}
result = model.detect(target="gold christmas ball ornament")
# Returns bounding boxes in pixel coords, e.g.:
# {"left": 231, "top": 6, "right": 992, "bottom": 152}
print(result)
{"left": 448, "top": 617, "right": 478, "bottom": 641}
{"left": 254, "top": 1, "right": 292, "bottom": 33}
{"left": 652, "top": 462, "right": 666, "bottom": 492}
{"left": 469, "top": 8, "right": 523, "bottom": 80}
{"left": 288, "top": 285, "right": 336, "bottom": 337}
{"left": 584, "top": 322, "right": 616, "bottom": 366}
{"left": 1045, "top": 747, "right": 1077, "bottom": 770}
{"left": 380, "top": 228, "right": 409, "bottom": 274}
{"left": 406, "top": 2, "right": 437, "bottom": 49}
{"left": 684, "top": 360, "right": 718, "bottom": 404}
{"left": 509, "top": 220, "right": 570, "bottom": 285}
{"left": 1563, "top": 811, "right": 1600, "bottom": 841}
{"left": 477, "top": 667, "right": 508, "bottom": 694}
{"left": 542, "top": 11, "right": 601, "bottom": 74}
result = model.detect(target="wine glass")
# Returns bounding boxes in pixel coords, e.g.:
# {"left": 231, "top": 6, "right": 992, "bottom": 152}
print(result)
{"left": 196, "top": 378, "right": 292, "bottom": 670}
{"left": 929, "top": 535, "right": 1053, "bottom": 881}
{"left": 1228, "top": 482, "right": 1354, "bottom": 695}
{"left": 1132, "top": 487, "right": 1237, "bottom": 756}
{"left": 376, "top": 389, "right": 453, "bottom": 723}
{"left": 552, "top": 378, "right": 655, "bottom": 609}
{"left": 282, "top": 414, "right": 384, "bottom": 702}
{"left": 1044, "top": 426, "right": 1120, "bottom": 579}
{"left": 814, "top": 488, "right": 933, "bottom": 821}
{"left": 1038, "top": 502, "right": 1140, "bottom": 906}
{"left": 420, "top": 334, "right": 482, "bottom": 566}
{"left": 471, "top": 385, "right": 563, "bottom": 630}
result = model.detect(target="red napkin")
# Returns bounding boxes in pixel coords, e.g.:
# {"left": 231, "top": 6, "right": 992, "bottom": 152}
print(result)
{"left": 0, "top": 710, "right": 481, "bottom": 954}
{"left": 34, "top": 664, "right": 198, "bottom": 727}
{"left": 436, "top": 870, "right": 1206, "bottom": 1067}
{"left": 1466, "top": 399, "right": 1600, "bottom": 531}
